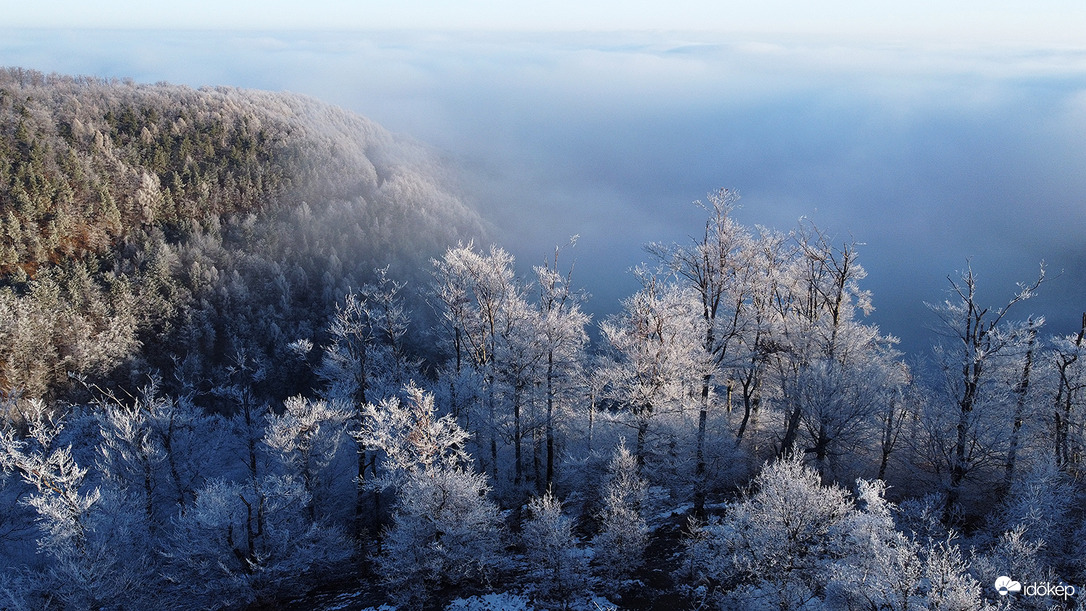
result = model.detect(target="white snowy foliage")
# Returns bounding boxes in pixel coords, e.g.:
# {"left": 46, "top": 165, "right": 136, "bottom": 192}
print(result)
{"left": 444, "top": 592, "right": 534, "bottom": 611}
{"left": 996, "top": 459, "right": 1074, "bottom": 547}
{"left": 599, "top": 276, "right": 707, "bottom": 465}
{"left": 594, "top": 441, "right": 649, "bottom": 582}
{"left": 921, "top": 541, "right": 989, "bottom": 611}
{"left": 318, "top": 267, "right": 413, "bottom": 404}
{"left": 358, "top": 384, "right": 502, "bottom": 608}
{"left": 0, "top": 401, "right": 99, "bottom": 557}
{"left": 354, "top": 382, "right": 470, "bottom": 487}
{"left": 684, "top": 457, "right": 988, "bottom": 610}
{"left": 264, "top": 395, "right": 351, "bottom": 519}
{"left": 0, "top": 400, "right": 159, "bottom": 608}
{"left": 826, "top": 480, "right": 927, "bottom": 611}
{"left": 523, "top": 490, "right": 586, "bottom": 604}
{"left": 160, "top": 475, "right": 351, "bottom": 608}
{"left": 970, "top": 525, "right": 1052, "bottom": 610}
{"left": 711, "top": 455, "right": 851, "bottom": 609}
{"left": 377, "top": 466, "right": 502, "bottom": 606}
{"left": 94, "top": 385, "right": 220, "bottom": 526}
{"left": 431, "top": 241, "right": 518, "bottom": 371}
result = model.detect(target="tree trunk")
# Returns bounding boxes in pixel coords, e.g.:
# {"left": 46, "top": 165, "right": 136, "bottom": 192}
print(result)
{"left": 1004, "top": 322, "right": 1036, "bottom": 490}
{"left": 694, "top": 372, "right": 710, "bottom": 515}
{"left": 587, "top": 389, "right": 595, "bottom": 455}
{"left": 878, "top": 399, "right": 901, "bottom": 482}
{"left": 945, "top": 364, "right": 979, "bottom": 523}
{"left": 735, "top": 356, "right": 762, "bottom": 446}
{"left": 810, "top": 422, "right": 831, "bottom": 480}
{"left": 636, "top": 406, "right": 650, "bottom": 468}
{"left": 488, "top": 375, "right": 498, "bottom": 480}
{"left": 546, "top": 351, "right": 555, "bottom": 490}
{"left": 514, "top": 382, "right": 523, "bottom": 486}
{"left": 778, "top": 403, "right": 803, "bottom": 459}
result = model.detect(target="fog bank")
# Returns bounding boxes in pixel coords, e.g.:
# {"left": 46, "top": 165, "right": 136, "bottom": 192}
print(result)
{"left": 3, "top": 28, "right": 1085, "bottom": 355}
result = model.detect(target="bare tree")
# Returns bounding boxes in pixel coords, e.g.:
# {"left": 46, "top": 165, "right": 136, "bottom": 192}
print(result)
{"left": 1051, "top": 313, "right": 1086, "bottom": 469}
{"left": 1003, "top": 316, "right": 1040, "bottom": 490}
{"left": 926, "top": 261, "right": 1044, "bottom": 521}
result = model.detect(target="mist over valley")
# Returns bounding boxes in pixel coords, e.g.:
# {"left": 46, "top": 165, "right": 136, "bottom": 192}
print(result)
{"left": 5, "top": 28, "right": 1086, "bottom": 356}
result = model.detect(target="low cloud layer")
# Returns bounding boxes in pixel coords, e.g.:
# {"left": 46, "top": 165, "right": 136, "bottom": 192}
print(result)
{"left": 3, "top": 28, "right": 1085, "bottom": 355}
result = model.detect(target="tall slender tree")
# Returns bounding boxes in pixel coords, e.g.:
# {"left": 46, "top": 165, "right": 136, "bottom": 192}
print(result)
{"left": 599, "top": 271, "right": 705, "bottom": 467}
{"left": 926, "top": 262, "right": 1044, "bottom": 521}
{"left": 647, "top": 189, "right": 757, "bottom": 511}
{"left": 534, "top": 239, "right": 589, "bottom": 491}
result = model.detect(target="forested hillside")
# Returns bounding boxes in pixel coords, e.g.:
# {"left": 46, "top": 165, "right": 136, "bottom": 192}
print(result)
{"left": 0, "top": 67, "right": 484, "bottom": 403}
{"left": 1, "top": 69, "right": 1084, "bottom": 611}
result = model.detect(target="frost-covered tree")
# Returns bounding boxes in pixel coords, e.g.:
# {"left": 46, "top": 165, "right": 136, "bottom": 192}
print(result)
{"left": 0, "top": 401, "right": 96, "bottom": 571}
{"left": 704, "top": 455, "right": 851, "bottom": 609}
{"left": 492, "top": 284, "right": 543, "bottom": 489}
{"left": 1002, "top": 317, "right": 1040, "bottom": 490}
{"left": 770, "top": 224, "right": 891, "bottom": 464}
{"left": 647, "top": 188, "right": 758, "bottom": 511}
{"left": 522, "top": 489, "right": 586, "bottom": 606}
{"left": 683, "top": 457, "right": 988, "bottom": 610}
{"left": 876, "top": 372, "right": 915, "bottom": 481}
{"left": 0, "top": 400, "right": 154, "bottom": 608}
{"left": 94, "top": 379, "right": 221, "bottom": 528}
{"left": 264, "top": 395, "right": 351, "bottom": 522}
{"left": 431, "top": 241, "right": 587, "bottom": 495}
{"left": 354, "top": 383, "right": 502, "bottom": 608}
{"left": 534, "top": 240, "right": 590, "bottom": 492}
{"left": 159, "top": 475, "right": 352, "bottom": 609}
{"left": 926, "top": 262, "right": 1045, "bottom": 521}
{"left": 594, "top": 440, "right": 649, "bottom": 583}
{"left": 1049, "top": 314, "right": 1086, "bottom": 470}
{"left": 826, "top": 480, "right": 928, "bottom": 611}
{"left": 794, "top": 354, "right": 906, "bottom": 481}
{"left": 970, "top": 525, "right": 1050, "bottom": 611}
{"left": 316, "top": 266, "right": 413, "bottom": 405}
{"left": 431, "top": 242, "right": 520, "bottom": 478}
{"left": 921, "top": 541, "right": 990, "bottom": 611}
{"left": 291, "top": 266, "right": 417, "bottom": 533}
{"left": 730, "top": 225, "right": 791, "bottom": 448}
{"left": 599, "top": 273, "right": 705, "bottom": 467}
{"left": 978, "top": 458, "right": 1077, "bottom": 583}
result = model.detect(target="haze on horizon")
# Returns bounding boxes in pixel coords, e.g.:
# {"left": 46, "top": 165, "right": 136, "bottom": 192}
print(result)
{"left": 2, "top": 1, "right": 1085, "bottom": 357}
{"left": 3, "top": 0, "right": 1085, "bottom": 43}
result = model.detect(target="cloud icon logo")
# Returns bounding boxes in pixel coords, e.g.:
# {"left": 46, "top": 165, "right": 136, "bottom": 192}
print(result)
{"left": 995, "top": 576, "right": 1022, "bottom": 596}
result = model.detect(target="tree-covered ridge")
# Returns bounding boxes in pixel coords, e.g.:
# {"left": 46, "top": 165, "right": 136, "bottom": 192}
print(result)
{"left": 2, "top": 72, "right": 281, "bottom": 272}
{"left": 0, "top": 67, "right": 478, "bottom": 274}
{"left": 0, "top": 67, "right": 485, "bottom": 401}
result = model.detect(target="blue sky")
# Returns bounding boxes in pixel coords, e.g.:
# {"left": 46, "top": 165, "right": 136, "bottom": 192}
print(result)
{"left": 2, "top": 4, "right": 1085, "bottom": 355}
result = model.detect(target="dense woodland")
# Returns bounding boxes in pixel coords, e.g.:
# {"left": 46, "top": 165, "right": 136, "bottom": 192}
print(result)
{"left": 0, "top": 68, "right": 1084, "bottom": 610}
